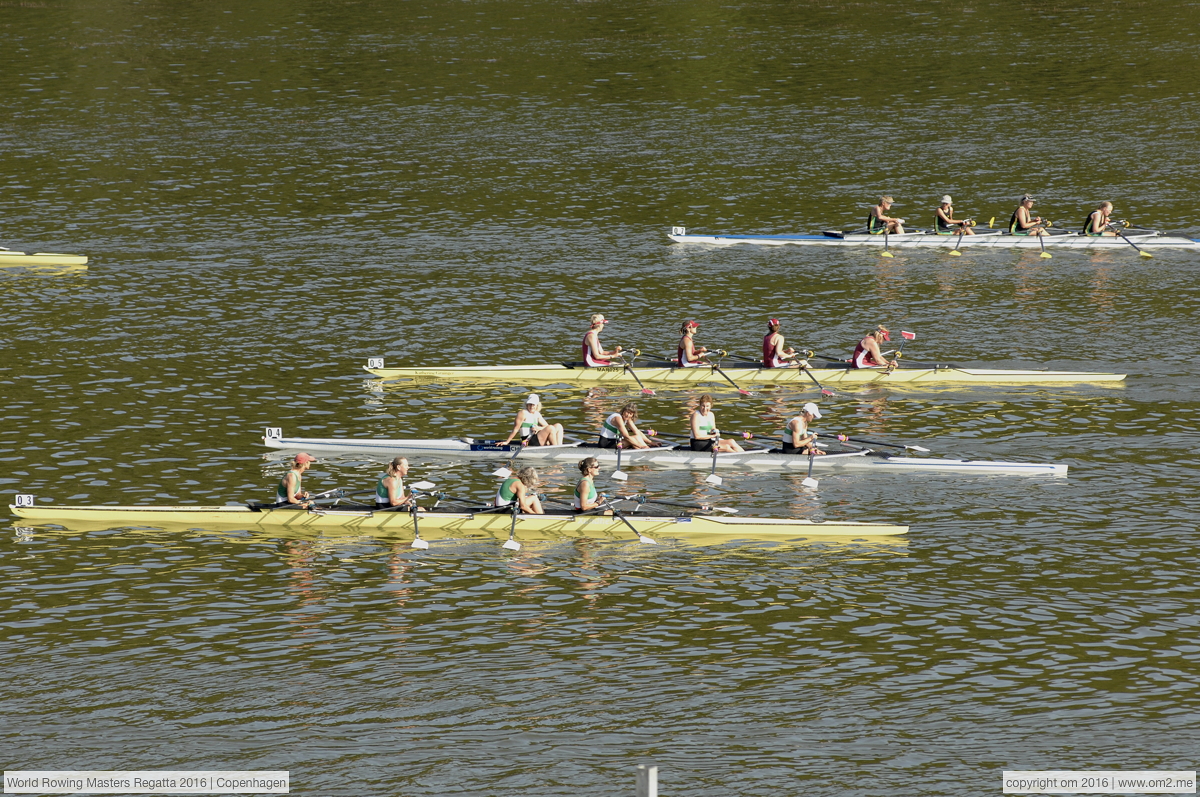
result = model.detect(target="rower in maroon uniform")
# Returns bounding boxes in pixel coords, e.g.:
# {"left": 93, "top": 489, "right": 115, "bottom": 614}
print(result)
{"left": 582, "top": 313, "right": 622, "bottom": 366}
{"left": 852, "top": 326, "right": 898, "bottom": 370}
{"left": 677, "top": 319, "right": 708, "bottom": 367}
{"left": 762, "top": 318, "right": 802, "bottom": 368}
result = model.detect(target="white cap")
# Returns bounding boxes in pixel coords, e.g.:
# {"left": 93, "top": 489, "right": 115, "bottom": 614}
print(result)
{"left": 802, "top": 402, "right": 822, "bottom": 419}
{"left": 941, "top": 195, "right": 953, "bottom": 204}
{"left": 525, "top": 393, "right": 541, "bottom": 406}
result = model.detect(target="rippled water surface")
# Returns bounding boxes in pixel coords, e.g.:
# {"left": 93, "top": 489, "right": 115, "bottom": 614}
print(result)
{"left": 3, "top": 1, "right": 1200, "bottom": 794}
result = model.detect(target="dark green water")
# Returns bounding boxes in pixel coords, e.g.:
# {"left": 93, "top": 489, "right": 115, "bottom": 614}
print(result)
{"left": 3, "top": 1, "right": 1199, "bottom": 794}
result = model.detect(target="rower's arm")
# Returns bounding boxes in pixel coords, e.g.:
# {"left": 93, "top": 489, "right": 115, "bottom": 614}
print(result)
{"left": 501, "top": 411, "right": 526, "bottom": 444}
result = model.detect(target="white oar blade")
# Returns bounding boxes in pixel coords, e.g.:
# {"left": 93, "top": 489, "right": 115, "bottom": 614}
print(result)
{"left": 909, "top": 446, "right": 931, "bottom": 453}
{"left": 638, "top": 534, "right": 657, "bottom": 545}
{"left": 411, "top": 538, "right": 430, "bottom": 550}
{"left": 705, "top": 473, "right": 723, "bottom": 486}
{"left": 712, "top": 506, "right": 739, "bottom": 514}
{"left": 802, "top": 477, "right": 819, "bottom": 489}
{"left": 502, "top": 539, "right": 521, "bottom": 551}
{"left": 612, "top": 470, "right": 628, "bottom": 482}
{"left": 492, "top": 466, "right": 512, "bottom": 478}
{"left": 412, "top": 481, "right": 437, "bottom": 491}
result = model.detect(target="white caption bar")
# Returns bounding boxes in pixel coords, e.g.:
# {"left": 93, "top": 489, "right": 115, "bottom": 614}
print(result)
{"left": 4, "top": 772, "right": 289, "bottom": 794}
{"left": 1004, "top": 771, "right": 1196, "bottom": 794}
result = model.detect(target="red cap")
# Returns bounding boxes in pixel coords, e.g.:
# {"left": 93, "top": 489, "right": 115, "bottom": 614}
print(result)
{"left": 295, "top": 453, "right": 317, "bottom": 464}
{"left": 683, "top": 320, "right": 699, "bottom": 329}
{"left": 768, "top": 318, "right": 781, "bottom": 328}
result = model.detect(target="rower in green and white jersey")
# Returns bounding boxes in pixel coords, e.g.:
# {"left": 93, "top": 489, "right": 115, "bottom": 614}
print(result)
{"left": 573, "top": 457, "right": 609, "bottom": 513}
{"left": 276, "top": 452, "right": 316, "bottom": 507}
{"left": 597, "top": 402, "right": 662, "bottom": 449}
{"left": 1009, "top": 195, "right": 1047, "bottom": 236}
{"left": 935, "top": 195, "right": 974, "bottom": 235}
{"left": 689, "top": 394, "right": 744, "bottom": 453}
{"left": 495, "top": 467, "right": 545, "bottom": 514}
{"left": 1082, "top": 201, "right": 1119, "bottom": 237}
{"left": 867, "top": 196, "right": 905, "bottom": 234}
{"left": 500, "top": 394, "right": 564, "bottom": 447}
{"left": 376, "top": 456, "right": 415, "bottom": 509}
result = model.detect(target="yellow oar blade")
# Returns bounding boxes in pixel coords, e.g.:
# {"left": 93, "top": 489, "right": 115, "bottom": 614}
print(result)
{"left": 948, "top": 250, "right": 962, "bottom": 257}
{"left": 1140, "top": 251, "right": 1153, "bottom": 258}
{"left": 1040, "top": 252, "right": 1053, "bottom": 259}
{"left": 881, "top": 251, "right": 894, "bottom": 258}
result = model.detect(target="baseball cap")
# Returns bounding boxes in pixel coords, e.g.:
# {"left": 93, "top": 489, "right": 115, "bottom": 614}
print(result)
{"left": 768, "top": 318, "right": 781, "bottom": 327}
{"left": 802, "top": 402, "right": 822, "bottom": 419}
{"left": 1020, "top": 194, "right": 1035, "bottom": 202}
{"left": 683, "top": 320, "right": 699, "bottom": 329}
{"left": 941, "top": 195, "right": 953, "bottom": 204}
{"left": 295, "top": 453, "right": 317, "bottom": 464}
{"left": 525, "top": 393, "right": 541, "bottom": 406}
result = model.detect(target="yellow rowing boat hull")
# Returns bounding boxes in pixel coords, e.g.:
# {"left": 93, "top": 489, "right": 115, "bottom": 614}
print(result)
{"left": 0, "top": 250, "right": 88, "bottom": 266}
{"left": 10, "top": 504, "right": 907, "bottom": 539}
{"left": 363, "top": 363, "right": 1125, "bottom": 385}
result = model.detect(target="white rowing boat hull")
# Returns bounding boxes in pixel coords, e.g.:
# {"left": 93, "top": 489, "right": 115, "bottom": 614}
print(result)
{"left": 362, "top": 363, "right": 1125, "bottom": 385}
{"left": 9, "top": 503, "right": 907, "bottom": 538}
{"left": 0, "top": 248, "right": 89, "bottom": 266}
{"left": 667, "top": 229, "right": 1200, "bottom": 249}
{"left": 262, "top": 434, "right": 1068, "bottom": 476}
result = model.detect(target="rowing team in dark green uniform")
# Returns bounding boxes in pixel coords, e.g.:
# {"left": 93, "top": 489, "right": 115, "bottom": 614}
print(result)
{"left": 867, "top": 195, "right": 1127, "bottom": 237}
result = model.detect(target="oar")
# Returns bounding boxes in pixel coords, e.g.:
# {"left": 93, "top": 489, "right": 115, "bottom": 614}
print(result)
{"left": 623, "top": 349, "right": 655, "bottom": 395}
{"left": 949, "top": 225, "right": 966, "bottom": 257}
{"left": 1037, "top": 228, "right": 1052, "bottom": 259}
{"left": 612, "top": 442, "right": 628, "bottom": 481}
{"left": 704, "top": 441, "right": 722, "bottom": 486}
{"left": 819, "top": 432, "right": 929, "bottom": 452}
{"left": 627, "top": 496, "right": 738, "bottom": 514}
{"left": 801, "top": 448, "right": 818, "bottom": 489}
{"left": 1110, "top": 223, "right": 1153, "bottom": 258}
{"left": 491, "top": 443, "right": 521, "bottom": 478}
{"left": 710, "top": 352, "right": 751, "bottom": 395}
{"left": 881, "top": 225, "right": 894, "bottom": 258}
{"left": 502, "top": 503, "right": 521, "bottom": 551}
{"left": 612, "top": 507, "right": 657, "bottom": 544}
{"left": 799, "top": 364, "right": 836, "bottom": 397}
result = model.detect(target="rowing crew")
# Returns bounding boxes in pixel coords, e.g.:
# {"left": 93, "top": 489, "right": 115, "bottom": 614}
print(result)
{"left": 273, "top": 452, "right": 615, "bottom": 515}
{"left": 584, "top": 315, "right": 910, "bottom": 371}
{"left": 868, "top": 194, "right": 1133, "bottom": 237}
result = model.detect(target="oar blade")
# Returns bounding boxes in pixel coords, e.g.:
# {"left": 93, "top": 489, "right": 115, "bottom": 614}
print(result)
{"left": 502, "top": 538, "right": 521, "bottom": 551}
{"left": 881, "top": 251, "right": 894, "bottom": 258}
{"left": 638, "top": 533, "right": 657, "bottom": 544}
{"left": 704, "top": 473, "right": 723, "bottom": 486}
{"left": 802, "top": 476, "right": 819, "bottom": 489}
{"left": 1140, "top": 251, "right": 1153, "bottom": 258}
{"left": 641, "top": 388, "right": 655, "bottom": 395}
{"left": 412, "top": 481, "right": 437, "bottom": 491}
{"left": 612, "top": 470, "right": 628, "bottom": 482}
{"left": 1040, "top": 251, "right": 1052, "bottom": 259}
{"left": 411, "top": 537, "right": 430, "bottom": 550}
{"left": 948, "top": 250, "right": 961, "bottom": 257}
{"left": 492, "top": 466, "right": 512, "bottom": 478}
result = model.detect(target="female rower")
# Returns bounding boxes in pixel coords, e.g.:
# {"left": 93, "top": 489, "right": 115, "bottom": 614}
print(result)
{"left": 276, "top": 452, "right": 316, "bottom": 507}
{"left": 1083, "top": 201, "right": 1118, "bottom": 237}
{"left": 778, "top": 402, "right": 825, "bottom": 456}
{"left": 376, "top": 456, "right": 416, "bottom": 508}
{"left": 573, "top": 457, "right": 610, "bottom": 513}
{"left": 495, "top": 467, "right": 544, "bottom": 514}
{"left": 597, "top": 402, "right": 661, "bottom": 449}
{"left": 935, "top": 195, "right": 974, "bottom": 235}
{"left": 1009, "top": 195, "right": 1046, "bottom": 236}
{"left": 500, "top": 393, "right": 564, "bottom": 447}
{"left": 868, "top": 195, "right": 905, "bottom": 234}
{"left": 852, "top": 326, "right": 897, "bottom": 370}
{"left": 763, "top": 318, "right": 802, "bottom": 368}
{"left": 583, "top": 313, "right": 623, "bottom": 367}
{"left": 690, "top": 393, "right": 744, "bottom": 453}
{"left": 677, "top": 319, "right": 708, "bottom": 367}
